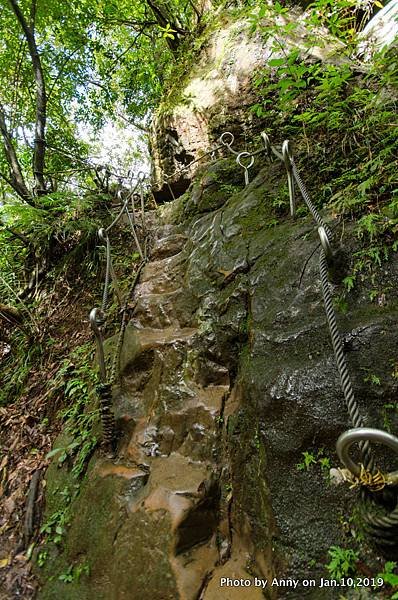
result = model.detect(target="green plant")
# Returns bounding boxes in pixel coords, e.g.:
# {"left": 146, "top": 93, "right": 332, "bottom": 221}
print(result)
{"left": 318, "top": 457, "right": 331, "bottom": 475}
{"left": 37, "top": 550, "right": 49, "bottom": 568}
{"left": 253, "top": 430, "right": 261, "bottom": 451}
{"left": 249, "top": 2, "right": 398, "bottom": 295}
{"left": 307, "top": 558, "right": 317, "bottom": 568}
{"left": 219, "top": 183, "right": 241, "bottom": 196}
{"left": 47, "top": 343, "right": 100, "bottom": 478}
{"left": 326, "top": 545, "right": 359, "bottom": 580}
{"left": 296, "top": 451, "right": 317, "bottom": 471}
{"left": 362, "top": 370, "right": 381, "bottom": 386}
{"left": 377, "top": 562, "right": 398, "bottom": 599}
{"left": 59, "top": 563, "right": 90, "bottom": 583}
{"left": 296, "top": 448, "right": 332, "bottom": 480}
{"left": 382, "top": 402, "right": 398, "bottom": 433}
{"left": 39, "top": 485, "right": 79, "bottom": 546}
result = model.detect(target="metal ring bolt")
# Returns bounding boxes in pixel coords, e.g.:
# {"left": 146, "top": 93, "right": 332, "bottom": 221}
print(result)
{"left": 281, "top": 140, "right": 296, "bottom": 218}
{"left": 219, "top": 131, "right": 234, "bottom": 147}
{"left": 98, "top": 228, "right": 108, "bottom": 243}
{"left": 260, "top": 132, "right": 272, "bottom": 158}
{"left": 337, "top": 427, "right": 398, "bottom": 481}
{"left": 237, "top": 152, "right": 254, "bottom": 186}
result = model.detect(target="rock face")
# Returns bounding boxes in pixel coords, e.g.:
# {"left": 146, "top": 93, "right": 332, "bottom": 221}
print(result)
{"left": 150, "top": 11, "right": 346, "bottom": 202}
{"left": 38, "top": 10, "right": 398, "bottom": 600}
{"left": 39, "top": 156, "right": 398, "bottom": 599}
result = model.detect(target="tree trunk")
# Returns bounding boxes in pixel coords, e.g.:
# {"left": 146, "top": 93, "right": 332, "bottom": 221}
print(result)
{"left": 8, "top": 0, "right": 47, "bottom": 195}
{"left": 0, "top": 105, "right": 32, "bottom": 203}
{"left": 145, "top": 0, "right": 182, "bottom": 53}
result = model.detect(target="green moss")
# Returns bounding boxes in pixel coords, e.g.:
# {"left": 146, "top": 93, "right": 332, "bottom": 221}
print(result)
{"left": 158, "top": 8, "right": 250, "bottom": 117}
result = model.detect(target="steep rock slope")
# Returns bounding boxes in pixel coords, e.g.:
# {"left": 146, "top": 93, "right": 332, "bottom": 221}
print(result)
{"left": 38, "top": 9, "right": 398, "bottom": 600}
{"left": 39, "top": 157, "right": 397, "bottom": 599}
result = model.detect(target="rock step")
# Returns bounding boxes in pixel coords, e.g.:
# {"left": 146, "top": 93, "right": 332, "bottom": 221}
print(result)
{"left": 132, "top": 289, "right": 196, "bottom": 329}
{"left": 150, "top": 233, "right": 187, "bottom": 261}
{"left": 96, "top": 452, "right": 221, "bottom": 600}
{"left": 137, "top": 254, "right": 185, "bottom": 295}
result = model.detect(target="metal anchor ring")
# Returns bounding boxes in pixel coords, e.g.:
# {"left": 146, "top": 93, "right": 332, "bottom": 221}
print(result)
{"left": 260, "top": 132, "right": 272, "bottom": 157}
{"left": 318, "top": 226, "right": 333, "bottom": 259}
{"left": 219, "top": 131, "right": 234, "bottom": 147}
{"left": 137, "top": 171, "right": 146, "bottom": 182}
{"left": 89, "top": 307, "right": 106, "bottom": 333}
{"left": 237, "top": 152, "right": 254, "bottom": 186}
{"left": 98, "top": 228, "right": 109, "bottom": 243}
{"left": 282, "top": 140, "right": 293, "bottom": 171}
{"left": 236, "top": 151, "right": 255, "bottom": 170}
{"left": 336, "top": 427, "right": 398, "bottom": 480}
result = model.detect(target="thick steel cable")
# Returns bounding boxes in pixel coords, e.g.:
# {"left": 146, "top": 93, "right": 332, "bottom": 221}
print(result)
{"left": 278, "top": 151, "right": 373, "bottom": 470}
{"left": 90, "top": 172, "right": 149, "bottom": 449}
{"left": 125, "top": 208, "right": 144, "bottom": 260}
{"left": 319, "top": 249, "right": 373, "bottom": 470}
{"left": 291, "top": 158, "right": 333, "bottom": 239}
{"left": 101, "top": 234, "right": 112, "bottom": 313}
{"left": 363, "top": 502, "right": 398, "bottom": 548}
{"left": 109, "top": 259, "right": 146, "bottom": 385}
{"left": 218, "top": 130, "right": 375, "bottom": 473}
{"left": 287, "top": 150, "right": 398, "bottom": 549}
{"left": 105, "top": 179, "right": 140, "bottom": 233}
{"left": 289, "top": 139, "right": 371, "bottom": 467}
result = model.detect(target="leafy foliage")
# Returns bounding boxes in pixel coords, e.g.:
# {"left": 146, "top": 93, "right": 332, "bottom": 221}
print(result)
{"left": 377, "top": 561, "right": 398, "bottom": 599}
{"left": 250, "top": 1, "right": 398, "bottom": 291}
{"left": 45, "top": 342, "right": 100, "bottom": 478}
{"left": 326, "top": 545, "right": 359, "bottom": 579}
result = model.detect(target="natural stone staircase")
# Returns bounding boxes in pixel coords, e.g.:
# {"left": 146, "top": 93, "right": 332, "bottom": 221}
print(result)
{"left": 89, "top": 216, "right": 265, "bottom": 599}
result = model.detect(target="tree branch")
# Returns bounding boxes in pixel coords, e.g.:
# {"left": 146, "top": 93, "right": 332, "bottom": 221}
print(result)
{"left": 5, "top": 227, "right": 32, "bottom": 247}
{"left": 116, "top": 111, "right": 149, "bottom": 134}
{"left": 48, "top": 43, "right": 87, "bottom": 101}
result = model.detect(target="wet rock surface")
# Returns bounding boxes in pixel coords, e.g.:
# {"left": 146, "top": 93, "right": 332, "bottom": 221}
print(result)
{"left": 39, "top": 160, "right": 398, "bottom": 599}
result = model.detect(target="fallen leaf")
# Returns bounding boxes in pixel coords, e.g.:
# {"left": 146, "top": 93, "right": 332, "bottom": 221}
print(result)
{"left": 4, "top": 497, "right": 16, "bottom": 515}
{"left": 0, "top": 557, "right": 10, "bottom": 568}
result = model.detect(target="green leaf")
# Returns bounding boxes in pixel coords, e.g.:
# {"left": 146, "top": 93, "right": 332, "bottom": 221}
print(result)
{"left": 268, "top": 58, "right": 285, "bottom": 67}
